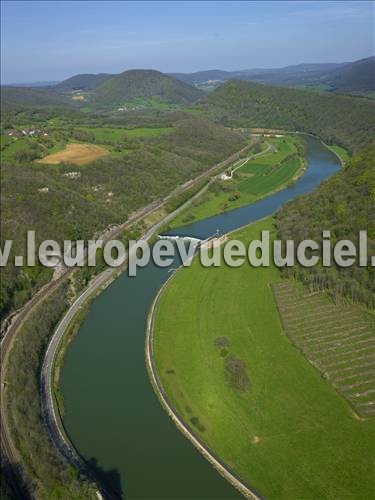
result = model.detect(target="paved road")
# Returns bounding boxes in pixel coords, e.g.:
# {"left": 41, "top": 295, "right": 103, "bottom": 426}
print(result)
{"left": 223, "top": 142, "right": 274, "bottom": 179}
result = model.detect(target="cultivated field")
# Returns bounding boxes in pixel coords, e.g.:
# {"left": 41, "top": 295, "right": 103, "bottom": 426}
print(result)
{"left": 170, "top": 135, "right": 304, "bottom": 228}
{"left": 153, "top": 218, "right": 375, "bottom": 499}
{"left": 37, "top": 143, "right": 108, "bottom": 165}
{"left": 272, "top": 282, "right": 375, "bottom": 417}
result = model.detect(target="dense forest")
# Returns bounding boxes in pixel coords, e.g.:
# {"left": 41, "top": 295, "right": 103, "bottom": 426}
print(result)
{"left": 204, "top": 80, "right": 375, "bottom": 152}
{"left": 1, "top": 87, "right": 73, "bottom": 109}
{"left": 275, "top": 142, "right": 375, "bottom": 308}
{"left": 5, "top": 282, "right": 98, "bottom": 498}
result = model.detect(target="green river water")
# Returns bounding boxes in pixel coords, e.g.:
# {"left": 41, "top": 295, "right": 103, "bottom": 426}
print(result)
{"left": 60, "top": 136, "right": 341, "bottom": 499}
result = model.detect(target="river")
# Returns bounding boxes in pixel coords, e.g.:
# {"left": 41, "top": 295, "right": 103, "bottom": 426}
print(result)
{"left": 60, "top": 136, "right": 341, "bottom": 499}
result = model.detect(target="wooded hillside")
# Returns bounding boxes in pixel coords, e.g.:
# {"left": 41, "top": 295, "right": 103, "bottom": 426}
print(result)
{"left": 276, "top": 142, "right": 375, "bottom": 308}
{"left": 204, "top": 80, "right": 375, "bottom": 152}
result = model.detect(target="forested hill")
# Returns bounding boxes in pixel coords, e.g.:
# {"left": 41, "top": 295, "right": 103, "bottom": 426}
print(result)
{"left": 94, "top": 69, "right": 204, "bottom": 105}
{"left": 1, "top": 70, "right": 204, "bottom": 110}
{"left": 323, "top": 56, "right": 375, "bottom": 93}
{"left": 276, "top": 142, "right": 375, "bottom": 308}
{"left": 54, "top": 73, "right": 114, "bottom": 92}
{"left": 1, "top": 86, "right": 73, "bottom": 109}
{"left": 204, "top": 80, "right": 375, "bottom": 153}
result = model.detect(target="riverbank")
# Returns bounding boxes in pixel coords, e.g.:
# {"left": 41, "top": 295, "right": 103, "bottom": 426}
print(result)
{"left": 1, "top": 137, "right": 258, "bottom": 498}
{"left": 324, "top": 143, "right": 350, "bottom": 167}
{"left": 152, "top": 218, "right": 375, "bottom": 499}
{"left": 58, "top": 134, "right": 342, "bottom": 498}
{"left": 145, "top": 264, "right": 260, "bottom": 500}
{"left": 42, "top": 141, "right": 260, "bottom": 498}
{"left": 168, "top": 135, "right": 307, "bottom": 230}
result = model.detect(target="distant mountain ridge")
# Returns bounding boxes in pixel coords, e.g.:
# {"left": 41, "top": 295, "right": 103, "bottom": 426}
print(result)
{"left": 169, "top": 57, "right": 375, "bottom": 94}
{"left": 169, "top": 62, "right": 347, "bottom": 85}
{"left": 1, "top": 70, "right": 204, "bottom": 108}
{"left": 5, "top": 56, "right": 373, "bottom": 96}
{"left": 2, "top": 57, "right": 373, "bottom": 109}
{"left": 322, "top": 56, "right": 375, "bottom": 92}
{"left": 6, "top": 81, "right": 60, "bottom": 88}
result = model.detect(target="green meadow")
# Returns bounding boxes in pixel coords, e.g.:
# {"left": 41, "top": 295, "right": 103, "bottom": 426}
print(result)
{"left": 153, "top": 218, "right": 375, "bottom": 499}
{"left": 328, "top": 144, "right": 351, "bottom": 164}
{"left": 0, "top": 125, "right": 173, "bottom": 164}
{"left": 170, "top": 136, "right": 304, "bottom": 228}
{"left": 77, "top": 126, "right": 173, "bottom": 143}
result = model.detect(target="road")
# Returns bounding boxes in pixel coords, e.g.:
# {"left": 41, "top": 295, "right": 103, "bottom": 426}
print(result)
{"left": 0, "top": 138, "right": 256, "bottom": 498}
{"left": 227, "top": 142, "right": 274, "bottom": 178}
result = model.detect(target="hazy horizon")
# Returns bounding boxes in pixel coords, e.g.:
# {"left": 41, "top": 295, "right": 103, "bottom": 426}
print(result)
{"left": 1, "top": 0, "right": 374, "bottom": 84}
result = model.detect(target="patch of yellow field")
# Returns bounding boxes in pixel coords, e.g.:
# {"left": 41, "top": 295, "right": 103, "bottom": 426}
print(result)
{"left": 37, "top": 143, "right": 108, "bottom": 166}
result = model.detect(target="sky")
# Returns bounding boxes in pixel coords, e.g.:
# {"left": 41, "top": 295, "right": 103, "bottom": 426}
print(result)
{"left": 1, "top": 1, "right": 374, "bottom": 83}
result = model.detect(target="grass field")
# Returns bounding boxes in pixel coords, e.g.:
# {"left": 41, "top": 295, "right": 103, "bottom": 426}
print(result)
{"left": 110, "top": 96, "right": 182, "bottom": 111}
{"left": 37, "top": 142, "right": 109, "bottom": 165}
{"left": 77, "top": 126, "right": 173, "bottom": 143}
{"left": 153, "top": 218, "right": 375, "bottom": 499}
{"left": 1, "top": 125, "right": 173, "bottom": 164}
{"left": 170, "top": 136, "right": 304, "bottom": 228}
{"left": 328, "top": 144, "right": 351, "bottom": 165}
{"left": 1, "top": 136, "right": 39, "bottom": 161}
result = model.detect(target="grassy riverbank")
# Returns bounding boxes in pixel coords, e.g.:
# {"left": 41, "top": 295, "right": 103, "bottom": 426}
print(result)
{"left": 169, "top": 135, "right": 305, "bottom": 229}
{"left": 152, "top": 218, "right": 375, "bottom": 499}
{"left": 326, "top": 143, "right": 351, "bottom": 165}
